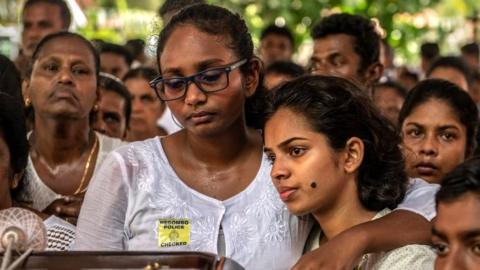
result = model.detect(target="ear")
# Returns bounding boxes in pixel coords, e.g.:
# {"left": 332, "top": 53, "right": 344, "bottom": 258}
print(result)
{"left": 243, "top": 58, "right": 261, "bottom": 98}
{"left": 364, "top": 62, "right": 384, "bottom": 92}
{"left": 342, "top": 137, "right": 364, "bottom": 174}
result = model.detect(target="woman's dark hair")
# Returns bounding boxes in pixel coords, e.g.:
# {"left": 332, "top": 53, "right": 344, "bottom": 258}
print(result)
{"left": 26, "top": 31, "right": 100, "bottom": 84}
{"left": 398, "top": 79, "right": 479, "bottom": 157}
{"left": 156, "top": 4, "right": 265, "bottom": 129}
{"left": 0, "top": 54, "right": 24, "bottom": 104}
{"left": 0, "top": 93, "right": 28, "bottom": 198}
{"left": 265, "top": 75, "right": 407, "bottom": 211}
{"left": 436, "top": 156, "right": 480, "bottom": 205}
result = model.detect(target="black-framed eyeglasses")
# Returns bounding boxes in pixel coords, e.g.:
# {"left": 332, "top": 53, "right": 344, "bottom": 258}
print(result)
{"left": 149, "top": 59, "right": 248, "bottom": 101}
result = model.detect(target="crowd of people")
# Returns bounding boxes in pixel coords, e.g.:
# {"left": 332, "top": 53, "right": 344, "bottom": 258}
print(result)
{"left": 1, "top": 0, "right": 480, "bottom": 269}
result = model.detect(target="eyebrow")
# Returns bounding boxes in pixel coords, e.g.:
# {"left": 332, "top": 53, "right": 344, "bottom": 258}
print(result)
{"left": 264, "top": 137, "right": 309, "bottom": 153}
{"left": 431, "top": 227, "right": 446, "bottom": 240}
{"left": 404, "top": 122, "right": 460, "bottom": 130}
{"left": 461, "top": 229, "right": 480, "bottom": 240}
{"left": 162, "top": 58, "right": 225, "bottom": 76}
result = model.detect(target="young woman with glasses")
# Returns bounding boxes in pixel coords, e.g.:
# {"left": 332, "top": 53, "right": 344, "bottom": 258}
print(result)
{"left": 76, "top": 4, "right": 438, "bottom": 269}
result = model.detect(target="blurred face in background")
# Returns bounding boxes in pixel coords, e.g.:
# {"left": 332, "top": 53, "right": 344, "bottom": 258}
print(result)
{"left": 373, "top": 86, "right": 405, "bottom": 125}
{"left": 125, "top": 77, "right": 164, "bottom": 141}
{"left": 22, "top": 2, "right": 65, "bottom": 57}
{"left": 259, "top": 34, "right": 293, "bottom": 67}
{"left": 93, "top": 88, "right": 127, "bottom": 139}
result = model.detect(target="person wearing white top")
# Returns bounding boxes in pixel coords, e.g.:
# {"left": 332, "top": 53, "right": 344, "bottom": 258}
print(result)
{"left": 263, "top": 76, "right": 435, "bottom": 269}
{"left": 77, "top": 4, "right": 437, "bottom": 269}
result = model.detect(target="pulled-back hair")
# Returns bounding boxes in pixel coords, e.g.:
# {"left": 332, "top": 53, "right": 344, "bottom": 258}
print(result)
{"left": 398, "top": 79, "right": 478, "bottom": 157}
{"left": 265, "top": 75, "right": 407, "bottom": 211}
{"left": 311, "top": 13, "right": 381, "bottom": 72}
{"left": 436, "top": 156, "right": 480, "bottom": 205}
{"left": 156, "top": 4, "right": 265, "bottom": 129}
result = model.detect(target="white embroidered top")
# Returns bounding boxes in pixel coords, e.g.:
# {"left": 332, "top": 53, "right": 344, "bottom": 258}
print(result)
{"left": 20, "top": 132, "right": 125, "bottom": 211}
{"left": 305, "top": 209, "right": 435, "bottom": 270}
{"left": 75, "top": 137, "right": 313, "bottom": 269}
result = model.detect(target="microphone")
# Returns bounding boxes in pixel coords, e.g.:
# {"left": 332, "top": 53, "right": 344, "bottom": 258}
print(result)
{"left": 0, "top": 208, "right": 46, "bottom": 270}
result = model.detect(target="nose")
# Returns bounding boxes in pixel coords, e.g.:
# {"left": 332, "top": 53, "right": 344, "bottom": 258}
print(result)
{"left": 419, "top": 134, "right": 438, "bottom": 157}
{"left": 184, "top": 81, "right": 207, "bottom": 106}
{"left": 270, "top": 156, "right": 291, "bottom": 182}
{"left": 437, "top": 248, "right": 467, "bottom": 270}
{"left": 131, "top": 97, "right": 143, "bottom": 113}
{"left": 58, "top": 67, "right": 74, "bottom": 85}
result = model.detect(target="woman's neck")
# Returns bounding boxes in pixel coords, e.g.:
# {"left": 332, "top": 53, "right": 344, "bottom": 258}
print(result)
{"left": 183, "top": 118, "right": 261, "bottom": 166}
{"left": 312, "top": 177, "right": 377, "bottom": 240}
{"left": 31, "top": 115, "right": 93, "bottom": 164}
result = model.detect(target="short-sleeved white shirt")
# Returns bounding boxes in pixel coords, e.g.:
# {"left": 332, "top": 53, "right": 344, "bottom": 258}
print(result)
{"left": 75, "top": 138, "right": 313, "bottom": 269}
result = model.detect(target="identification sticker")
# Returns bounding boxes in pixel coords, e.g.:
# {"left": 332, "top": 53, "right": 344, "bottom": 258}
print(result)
{"left": 157, "top": 218, "right": 190, "bottom": 248}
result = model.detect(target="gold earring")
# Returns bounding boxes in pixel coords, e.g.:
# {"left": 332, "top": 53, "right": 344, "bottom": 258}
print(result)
{"left": 24, "top": 98, "right": 31, "bottom": 107}
{"left": 93, "top": 104, "right": 99, "bottom": 112}
{"left": 10, "top": 179, "right": 19, "bottom": 189}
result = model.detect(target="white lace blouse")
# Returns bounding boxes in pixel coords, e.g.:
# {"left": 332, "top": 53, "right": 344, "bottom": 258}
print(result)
{"left": 20, "top": 132, "right": 125, "bottom": 211}
{"left": 75, "top": 137, "right": 313, "bottom": 270}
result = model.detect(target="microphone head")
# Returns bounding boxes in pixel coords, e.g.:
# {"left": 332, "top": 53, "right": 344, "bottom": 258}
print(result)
{"left": 0, "top": 207, "right": 47, "bottom": 251}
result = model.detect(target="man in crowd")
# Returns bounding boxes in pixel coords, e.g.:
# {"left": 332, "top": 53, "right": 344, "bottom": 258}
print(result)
{"left": 16, "top": 0, "right": 71, "bottom": 75}
{"left": 259, "top": 24, "right": 295, "bottom": 68}
{"left": 99, "top": 42, "right": 132, "bottom": 80}
{"left": 309, "top": 13, "right": 384, "bottom": 96}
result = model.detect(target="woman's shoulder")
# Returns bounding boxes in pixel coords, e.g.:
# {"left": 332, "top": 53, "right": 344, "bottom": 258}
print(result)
{"left": 105, "top": 136, "right": 168, "bottom": 168}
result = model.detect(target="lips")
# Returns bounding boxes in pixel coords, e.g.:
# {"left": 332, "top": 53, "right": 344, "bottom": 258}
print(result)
{"left": 415, "top": 162, "right": 438, "bottom": 176}
{"left": 277, "top": 187, "right": 297, "bottom": 201}
{"left": 187, "top": 111, "right": 215, "bottom": 124}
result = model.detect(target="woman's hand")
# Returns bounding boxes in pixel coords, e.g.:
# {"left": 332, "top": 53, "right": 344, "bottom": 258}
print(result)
{"left": 44, "top": 194, "right": 84, "bottom": 225}
{"left": 292, "top": 226, "right": 367, "bottom": 270}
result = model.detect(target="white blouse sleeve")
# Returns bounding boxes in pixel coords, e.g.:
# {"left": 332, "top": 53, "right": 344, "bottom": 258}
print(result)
{"left": 395, "top": 178, "right": 440, "bottom": 221}
{"left": 74, "top": 151, "right": 129, "bottom": 250}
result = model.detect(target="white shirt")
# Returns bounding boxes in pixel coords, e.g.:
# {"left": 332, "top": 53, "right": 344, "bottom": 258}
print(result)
{"left": 75, "top": 137, "right": 312, "bottom": 270}
{"left": 75, "top": 138, "right": 439, "bottom": 269}
{"left": 305, "top": 209, "right": 435, "bottom": 270}
{"left": 20, "top": 132, "right": 125, "bottom": 211}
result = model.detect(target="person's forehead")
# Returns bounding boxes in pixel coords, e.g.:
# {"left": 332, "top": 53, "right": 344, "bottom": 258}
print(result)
{"left": 23, "top": 2, "right": 62, "bottom": 19}
{"left": 314, "top": 34, "right": 356, "bottom": 53}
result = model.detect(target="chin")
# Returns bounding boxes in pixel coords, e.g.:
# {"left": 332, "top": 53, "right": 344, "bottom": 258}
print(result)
{"left": 286, "top": 203, "right": 311, "bottom": 216}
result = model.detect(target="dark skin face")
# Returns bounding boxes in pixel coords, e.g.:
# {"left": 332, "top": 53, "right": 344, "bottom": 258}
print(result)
{"left": 100, "top": 52, "right": 130, "bottom": 79}
{"left": 25, "top": 36, "right": 99, "bottom": 224}
{"left": 433, "top": 193, "right": 480, "bottom": 270}
{"left": 125, "top": 77, "right": 164, "bottom": 141}
{"left": 22, "top": 3, "right": 66, "bottom": 57}
{"left": 311, "top": 34, "right": 383, "bottom": 94}
{"left": 259, "top": 34, "right": 293, "bottom": 67}
{"left": 159, "top": 25, "right": 262, "bottom": 201}
{"left": 93, "top": 88, "right": 127, "bottom": 139}
{"left": 0, "top": 132, "right": 20, "bottom": 210}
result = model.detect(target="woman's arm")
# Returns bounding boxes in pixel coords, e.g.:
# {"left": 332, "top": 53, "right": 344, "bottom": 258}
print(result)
{"left": 292, "top": 179, "right": 438, "bottom": 270}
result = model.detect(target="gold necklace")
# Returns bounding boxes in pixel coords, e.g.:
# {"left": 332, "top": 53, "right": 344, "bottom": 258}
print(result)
{"left": 73, "top": 134, "right": 98, "bottom": 195}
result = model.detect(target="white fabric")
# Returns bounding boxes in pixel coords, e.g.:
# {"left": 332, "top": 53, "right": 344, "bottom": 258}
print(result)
{"left": 75, "top": 137, "right": 313, "bottom": 270}
{"left": 20, "top": 132, "right": 125, "bottom": 211}
{"left": 359, "top": 209, "right": 436, "bottom": 270}
{"left": 156, "top": 107, "right": 182, "bottom": 134}
{"left": 396, "top": 178, "right": 439, "bottom": 221}
{"left": 305, "top": 209, "right": 435, "bottom": 270}
{"left": 44, "top": 215, "right": 76, "bottom": 251}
